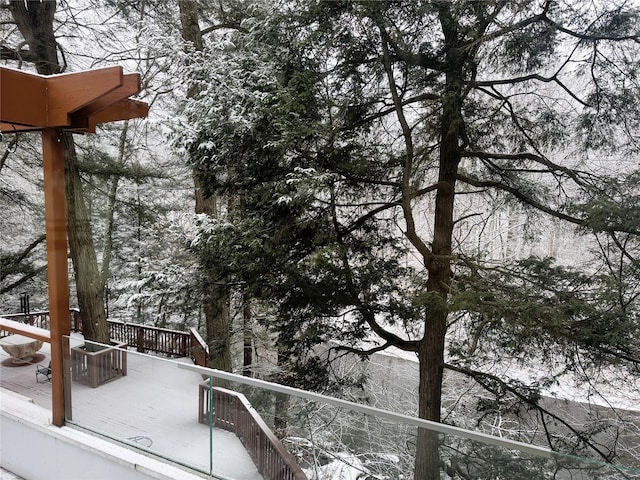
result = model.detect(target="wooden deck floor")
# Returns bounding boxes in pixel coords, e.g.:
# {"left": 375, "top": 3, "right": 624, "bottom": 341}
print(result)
{"left": 0, "top": 340, "right": 262, "bottom": 480}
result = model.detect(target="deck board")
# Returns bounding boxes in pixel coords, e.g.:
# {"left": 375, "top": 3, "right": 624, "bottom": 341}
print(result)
{"left": 0, "top": 340, "right": 263, "bottom": 480}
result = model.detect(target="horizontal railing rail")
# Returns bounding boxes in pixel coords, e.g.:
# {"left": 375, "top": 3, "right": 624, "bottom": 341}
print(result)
{"left": 2, "top": 310, "right": 209, "bottom": 367}
{"left": 180, "top": 362, "right": 553, "bottom": 459}
{"left": 107, "top": 320, "right": 189, "bottom": 357}
{"left": 1, "top": 310, "right": 79, "bottom": 334}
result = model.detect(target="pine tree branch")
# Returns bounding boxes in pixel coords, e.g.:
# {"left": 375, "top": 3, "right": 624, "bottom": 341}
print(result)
{"left": 377, "top": 23, "right": 445, "bottom": 72}
{"left": 0, "top": 234, "right": 46, "bottom": 281}
{"left": 542, "top": 16, "right": 640, "bottom": 43}
{"left": 201, "top": 23, "right": 248, "bottom": 35}
{"left": 460, "top": 2, "right": 551, "bottom": 52}
{"left": 583, "top": 342, "right": 640, "bottom": 367}
{"left": 339, "top": 181, "right": 442, "bottom": 236}
{"left": 469, "top": 74, "right": 589, "bottom": 107}
{"left": 331, "top": 342, "right": 394, "bottom": 358}
{"left": 443, "top": 362, "right": 617, "bottom": 464}
{"left": 461, "top": 151, "right": 597, "bottom": 190}
{"left": 330, "top": 187, "right": 420, "bottom": 352}
{"left": 361, "top": 309, "right": 421, "bottom": 352}
{"left": 475, "top": 84, "right": 581, "bottom": 177}
{"left": 350, "top": 92, "right": 440, "bottom": 129}
{"left": 608, "top": 232, "right": 640, "bottom": 270}
{"left": 457, "top": 173, "right": 587, "bottom": 227}
{"left": 379, "top": 23, "right": 435, "bottom": 268}
{"left": 342, "top": 200, "right": 401, "bottom": 235}
{"left": 457, "top": 174, "right": 640, "bottom": 235}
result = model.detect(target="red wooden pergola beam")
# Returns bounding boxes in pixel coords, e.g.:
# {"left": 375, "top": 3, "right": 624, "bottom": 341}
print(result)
{"left": 0, "top": 68, "right": 47, "bottom": 127}
{"left": 0, "top": 123, "right": 42, "bottom": 133}
{"left": 0, "top": 66, "right": 146, "bottom": 133}
{"left": 69, "top": 73, "right": 145, "bottom": 131}
{"left": 85, "top": 99, "right": 150, "bottom": 133}
{"left": 46, "top": 66, "right": 124, "bottom": 127}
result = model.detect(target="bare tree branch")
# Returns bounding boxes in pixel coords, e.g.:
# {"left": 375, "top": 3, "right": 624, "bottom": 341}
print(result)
{"left": 543, "top": 16, "right": 640, "bottom": 43}
{"left": 0, "top": 44, "right": 36, "bottom": 63}
{"left": 457, "top": 173, "right": 588, "bottom": 227}
{"left": 469, "top": 73, "right": 589, "bottom": 107}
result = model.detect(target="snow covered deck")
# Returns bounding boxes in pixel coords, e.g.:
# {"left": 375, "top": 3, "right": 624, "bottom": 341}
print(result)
{"left": 0, "top": 339, "right": 263, "bottom": 480}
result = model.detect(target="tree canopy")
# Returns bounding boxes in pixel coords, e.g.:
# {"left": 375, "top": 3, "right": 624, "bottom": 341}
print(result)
{"left": 180, "top": 1, "right": 640, "bottom": 477}
{"left": 2, "top": 0, "right": 640, "bottom": 478}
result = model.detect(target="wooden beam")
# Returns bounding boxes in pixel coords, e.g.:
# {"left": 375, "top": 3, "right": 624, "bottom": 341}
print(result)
{"left": 46, "top": 66, "right": 124, "bottom": 127}
{"left": 1, "top": 66, "right": 148, "bottom": 133}
{"left": 69, "top": 73, "right": 142, "bottom": 130}
{"left": 0, "top": 318, "right": 51, "bottom": 343}
{"left": 85, "top": 99, "right": 150, "bottom": 133}
{"left": 0, "top": 67, "right": 47, "bottom": 127}
{"left": 0, "top": 123, "right": 41, "bottom": 133}
{"left": 42, "top": 128, "right": 71, "bottom": 427}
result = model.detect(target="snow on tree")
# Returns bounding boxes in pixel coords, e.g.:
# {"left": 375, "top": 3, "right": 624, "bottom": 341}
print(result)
{"left": 179, "top": 1, "right": 640, "bottom": 478}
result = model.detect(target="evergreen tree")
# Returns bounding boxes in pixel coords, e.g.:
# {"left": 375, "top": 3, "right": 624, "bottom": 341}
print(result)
{"left": 182, "top": 1, "right": 640, "bottom": 478}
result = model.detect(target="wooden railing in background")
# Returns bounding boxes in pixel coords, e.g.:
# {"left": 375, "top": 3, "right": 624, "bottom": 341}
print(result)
{"left": 199, "top": 383, "right": 308, "bottom": 480}
{"left": 1, "top": 310, "right": 209, "bottom": 367}
{"left": 0, "top": 310, "right": 80, "bottom": 333}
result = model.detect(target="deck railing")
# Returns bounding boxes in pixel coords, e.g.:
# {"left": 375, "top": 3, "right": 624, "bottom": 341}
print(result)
{"left": 1, "top": 310, "right": 209, "bottom": 367}
{"left": 2, "top": 310, "right": 305, "bottom": 477}
{"left": 199, "top": 383, "right": 308, "bottom": 480}
{"left": 108, "top": 320, "right": 187, "bottom": 355}
{"left": 0, "top": 310, "right": 79, "bottom": 332}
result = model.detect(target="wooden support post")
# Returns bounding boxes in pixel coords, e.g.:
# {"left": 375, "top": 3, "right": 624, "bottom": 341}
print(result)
{"left": 137, "top": 327, "right": 144, "bottom": 353}
{"left": 42, "top": 128, "right": 71, "bottom": 427}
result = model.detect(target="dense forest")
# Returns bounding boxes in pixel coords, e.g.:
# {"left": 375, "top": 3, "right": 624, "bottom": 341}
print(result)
{"left": 2, "top": 1, "right": 640, "bottom": 479}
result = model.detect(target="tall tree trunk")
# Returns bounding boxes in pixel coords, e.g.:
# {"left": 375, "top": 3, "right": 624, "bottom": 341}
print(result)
{"left": 8, "top": 0, "right": 109, "bottom": 344}
{"left": 204, "top": 277, "right": 232, "bottom": 370}
{"left": 64, "top": 134, "right": 109, "bottom": 344}
{"left": 415, "top": 9, "right": 464, "bottom": 477}
{"left": 178, "top": 0, "right": 233, "bottom": 371}
{"left": 101, "top": 121, "right": 129, "bottom": 289}
{"left": 380, "top": 15, "right": 459, "bottom": 477}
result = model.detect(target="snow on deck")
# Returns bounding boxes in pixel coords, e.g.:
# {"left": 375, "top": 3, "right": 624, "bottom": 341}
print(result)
{"left": 0, "top": 339, "right": 263, "bottom": 480}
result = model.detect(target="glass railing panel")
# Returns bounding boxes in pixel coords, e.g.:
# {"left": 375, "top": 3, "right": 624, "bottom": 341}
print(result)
{"left": 434, "top": 430, "right": 640, "bottom": 480}
{"left": 60, "top": 338, "right": 640, "bottom": 480}
{"left": 62, "top": 336, "right": 218, "bottom": 477}
{"left": 192, "top": 365, "right": 640, "bottom": 480}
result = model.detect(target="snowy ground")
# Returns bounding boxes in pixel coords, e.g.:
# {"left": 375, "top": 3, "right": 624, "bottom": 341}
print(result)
{"left": 369, "top": 342, "right": 640, "bottom": 414}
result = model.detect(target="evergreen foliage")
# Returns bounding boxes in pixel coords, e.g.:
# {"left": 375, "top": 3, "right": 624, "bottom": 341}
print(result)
{"left": 1, "top": 0, "right": 640, "bottom": 477}
{"left": 180, "top": 1, "right": 640, "bottom": 477}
